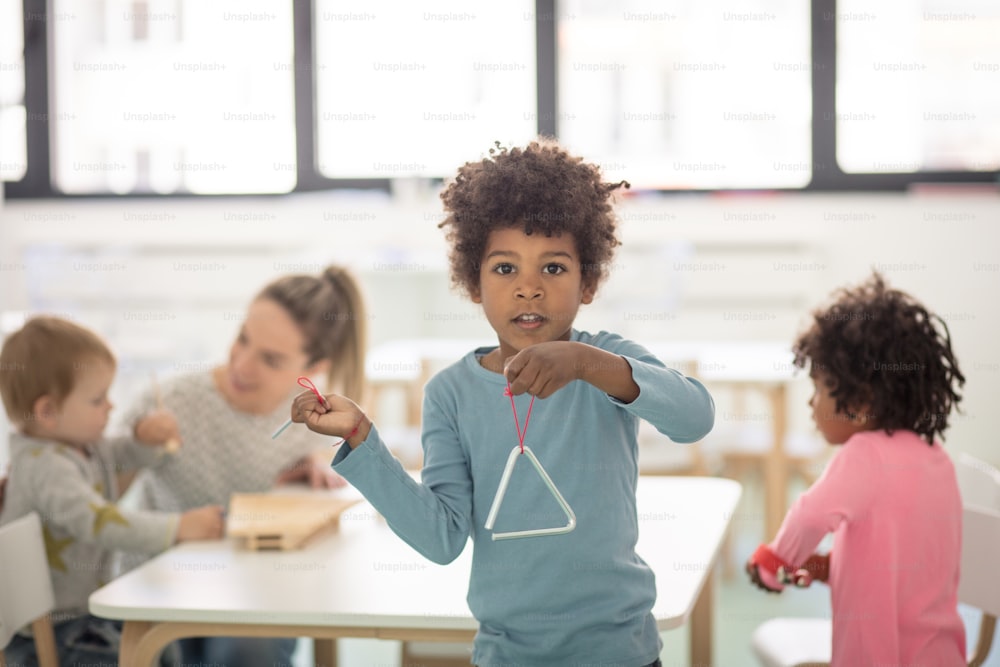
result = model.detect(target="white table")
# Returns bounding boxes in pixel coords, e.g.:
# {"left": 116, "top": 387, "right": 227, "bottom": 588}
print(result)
{"left": 91, "top": 477, "right": 741, "bottom": 666}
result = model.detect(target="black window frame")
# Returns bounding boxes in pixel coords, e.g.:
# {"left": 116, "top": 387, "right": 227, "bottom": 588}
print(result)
{"left": 5, "top": 0, "right": 998, "bottom": 199}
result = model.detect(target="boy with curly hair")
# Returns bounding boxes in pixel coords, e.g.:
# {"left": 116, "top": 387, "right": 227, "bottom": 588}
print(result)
{"left": 290, "top": 139, "right": 715, "bottom": 665}
{"left": 746, "top": 272, "right": 966, "bottom": 666}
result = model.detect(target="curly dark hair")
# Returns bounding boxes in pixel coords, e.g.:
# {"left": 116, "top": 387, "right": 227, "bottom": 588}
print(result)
{"left": 793, "top": 272, "right": 964, "bottom": 444}
{"left": 438, "top": 139, "right": 628, "bottom": 297}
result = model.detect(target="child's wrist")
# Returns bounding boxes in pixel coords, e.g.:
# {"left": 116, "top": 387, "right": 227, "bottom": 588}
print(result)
{"left": 750, "top": 544, "right": 791, "bottom": 590}
{"left": 344, "top": 413, "right": 370, "bottom": 449}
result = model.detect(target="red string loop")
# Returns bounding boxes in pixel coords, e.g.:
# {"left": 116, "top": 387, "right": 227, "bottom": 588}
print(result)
{"left": 505, "top": 384, "right": 535, "bottom": 454}
{"left": 297, "top": 376, "right": 328, "bottom": 409}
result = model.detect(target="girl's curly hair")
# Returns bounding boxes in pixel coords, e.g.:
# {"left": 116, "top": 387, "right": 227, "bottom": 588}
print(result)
{"left": 438, "top": 139, "right": 628, "bottom": 297}
{"left": 793, "top": 272, "right": 964, "bottom": 444}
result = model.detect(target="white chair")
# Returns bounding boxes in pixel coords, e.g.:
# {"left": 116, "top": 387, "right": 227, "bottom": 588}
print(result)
{"left": 751, "top": 504, "right": 1000, "bottom": 667}
{"left": 955, "top": 452, "right": 1000, "bottom": 510}
{"left": 0, "top": 512, "right": 59, "bottom": 667}
{"left": 960, "top": 505, "right": 1000, "bottom": 666}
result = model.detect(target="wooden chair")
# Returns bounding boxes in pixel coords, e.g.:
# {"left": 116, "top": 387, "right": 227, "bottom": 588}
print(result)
{"left": 636, "top": 418, "right": 710, "bottom": 476}
{"left": 637, "top": 360, "right": 711, "bottom": 476}
{"left": 0, "top": 512, "right": 59, "bottom": 667}
{"left": 750, "top": 503, "right": 1000, "bottom": 667}
{"left": 703, "top": 380, "right": 828, "bottom": 580}
{"left": 369, "top": 357, "right": 434, "bottom": 469}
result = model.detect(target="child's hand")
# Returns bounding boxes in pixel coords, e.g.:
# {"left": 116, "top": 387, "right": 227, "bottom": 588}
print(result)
{"left": 176, "top": 505, "right": 225, "bottom": 542}
{"left": 745, "top": 561, "right": 783, "bottom": 594}
{"left": 291, "top": 391, "right": 369, "bottom": 446}
{"left": 746, "top": 544, "right": 789, "bottom": 593}
{"left": 275, "top": 455, "right": 348, "bottom": 489}
{"left": 134, "top": 409, "right": 182, "bottom": 449}
{"left": 504, "top": 341, "right": 582, "bottom": 398}
{"left": 800, "top": 552, "right": 831, "bottom": 584}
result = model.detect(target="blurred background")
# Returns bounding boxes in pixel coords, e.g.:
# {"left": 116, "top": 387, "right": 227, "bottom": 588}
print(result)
{"left": 1, "top": 1, "right": 998, "bottom": 665}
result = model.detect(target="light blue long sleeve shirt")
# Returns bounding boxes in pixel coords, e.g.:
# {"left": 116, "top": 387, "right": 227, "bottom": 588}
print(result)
{"left": 332, "top": 330, "right": 714, "bottom": 666}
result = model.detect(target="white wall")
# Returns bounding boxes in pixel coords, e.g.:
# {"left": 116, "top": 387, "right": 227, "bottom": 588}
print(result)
{"left": 0, "top": 189, "right": 997, "bottom": 469}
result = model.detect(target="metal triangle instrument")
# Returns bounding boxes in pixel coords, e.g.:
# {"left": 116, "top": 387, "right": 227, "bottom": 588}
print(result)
{"left": 484, "top": 445, "right": 577, "bottom": 541}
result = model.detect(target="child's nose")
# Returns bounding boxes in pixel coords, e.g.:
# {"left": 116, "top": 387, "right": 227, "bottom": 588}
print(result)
{"left": 515, "top": 280, "right": 543, "bottom": 300}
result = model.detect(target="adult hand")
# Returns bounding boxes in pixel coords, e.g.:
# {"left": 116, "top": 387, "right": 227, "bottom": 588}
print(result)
{"left": 134, "top": 409, "right": 182, "bottom": 448}
{"left": 275, "top": 456, "right": 347, "bottom": 489}
{"left": 176, "top": 505, "right": 225, "bottom": 542}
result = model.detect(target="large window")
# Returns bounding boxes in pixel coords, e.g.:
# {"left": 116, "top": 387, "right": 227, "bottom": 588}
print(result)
{"left": 558, "top": 0, "right": 812, "bottom": 189}
{"left": 3, "top": 0, "right": 998, "bottom": 195}
{"left": 836, "top": 0, "right": 1000, "bottom": 174}
{"left": 314, "top": 0, "right": 537, "bottom": 178}
{"left": 0, "top": 0, "right": 26, "bottom": 181}
{"left": 49, "top": 0, "right": 296, "bottom": 194}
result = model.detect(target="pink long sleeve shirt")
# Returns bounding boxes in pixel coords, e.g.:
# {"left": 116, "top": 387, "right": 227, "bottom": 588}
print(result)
{"left": 769, "top": 429, "right": 966, "bottom": 666}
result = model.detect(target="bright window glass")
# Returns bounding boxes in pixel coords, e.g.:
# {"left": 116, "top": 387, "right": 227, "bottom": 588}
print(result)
{"left": 837, "top": 0, "right": 1000, "bottom": 173}
{"left": 50, "top": 0, "right": 295, "bottom": 194}
{"left": 0, "top": 0, "right": 26, "bottom": 181}
{"left": 314, "top": 0, "right": 537, "bottom": 178}
{"left": 558, "top": 0, "right": 812, "bottom": 189}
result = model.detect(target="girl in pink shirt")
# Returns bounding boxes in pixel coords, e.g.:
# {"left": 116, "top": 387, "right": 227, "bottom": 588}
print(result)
{"left": 747, "top": 272, "right": 967, "bottom": 666}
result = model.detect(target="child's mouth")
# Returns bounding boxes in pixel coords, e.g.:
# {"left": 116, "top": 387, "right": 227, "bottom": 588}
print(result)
{"left": 514, "top": 313, "right": 545, "bottom": 329}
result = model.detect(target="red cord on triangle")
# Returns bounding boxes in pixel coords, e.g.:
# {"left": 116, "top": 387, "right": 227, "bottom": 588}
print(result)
{"left": 504, "top": 384, "right": 535, "bottom": 454}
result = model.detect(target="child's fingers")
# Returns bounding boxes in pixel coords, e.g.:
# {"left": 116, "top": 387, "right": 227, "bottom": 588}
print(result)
{"left": 746, "top": 563, "right": 782, "bottom": 594}
{"left": 291, "top": 391, "right": 329, "bottom": 422}
{"left": 792, "top": 568, "right": 813, "bottom": 587}
{"left": 505, "top": 359, "right": 540, "bottom": 395}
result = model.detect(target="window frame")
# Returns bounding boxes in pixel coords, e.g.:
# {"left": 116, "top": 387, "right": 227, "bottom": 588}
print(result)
{"left": 4, "top": 0, "right": 998, "bottom": 198}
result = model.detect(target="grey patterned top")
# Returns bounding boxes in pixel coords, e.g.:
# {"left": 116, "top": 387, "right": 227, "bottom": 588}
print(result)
{"left": 121, "top": 371, "right": 329, "bottom": 512}
{"left": 0, "top": 433, "right": 177, "bottom": 620}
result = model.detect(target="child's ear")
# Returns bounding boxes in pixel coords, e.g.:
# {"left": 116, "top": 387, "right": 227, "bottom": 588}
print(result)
{"left": 846, "top": 397, "right": 875, "bottom": 426}
{"left": 580, "top": 281, "right": 597, "bottom": 305}
{"left": 470, "top": 286, "right": 483, "bottom": 304}
{"left": 851, "top": 386, "right": 875, "bottom": 422}
{"left": 31, "top": 395, "right": 60, "bottom": 429}
{"left": 858, "top": 402, "right": 875, "bottom": 425}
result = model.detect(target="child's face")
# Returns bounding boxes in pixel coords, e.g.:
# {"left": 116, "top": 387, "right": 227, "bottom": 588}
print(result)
{"left": 40, "top": 358, "right": 115, "bottom": 446}
{"left": 808, "top": 371, "right": 871, "bottom": 444}
{"left": 221, "top": 297, "right": 320, "bottom": 414}
{"left": 471, "top": 227, "right": 595, "bottom": 360}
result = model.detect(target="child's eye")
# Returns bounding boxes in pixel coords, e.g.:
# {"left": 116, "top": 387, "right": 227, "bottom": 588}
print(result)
{"left": 493, "top": 263, "right": 515, "bottom": 275}
{"left": 543, "top": 263, "right": 567, "bottom": 275}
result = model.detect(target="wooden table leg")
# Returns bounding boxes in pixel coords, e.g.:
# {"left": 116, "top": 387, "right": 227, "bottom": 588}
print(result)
{"left": 120, "top": 621, "right": 154, "bottom": 666}
{"left": 690, "top": 566, "right": 714, "bottom": 667}
{"left": 120, "top": 621, "right": 373, "bottom": 667}
{"left": 764, "top": 385, "right": 788, "bottom": 541}
{"left": 314, "top": 638, "right": 338, "bottom": 667}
